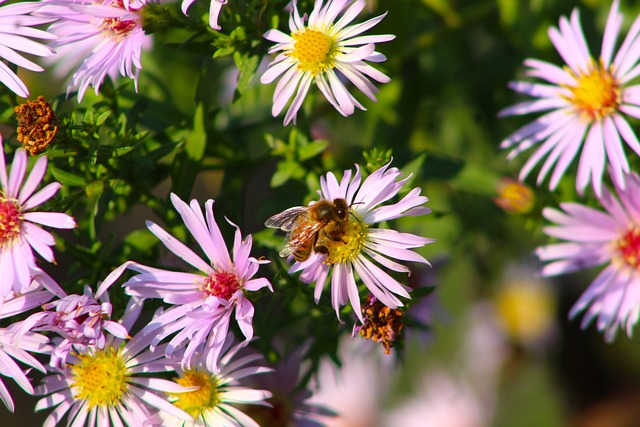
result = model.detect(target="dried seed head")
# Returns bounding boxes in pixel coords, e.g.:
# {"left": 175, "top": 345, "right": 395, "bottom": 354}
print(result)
{"left": 15, "top": 96, "right": 58, "bottom": 155}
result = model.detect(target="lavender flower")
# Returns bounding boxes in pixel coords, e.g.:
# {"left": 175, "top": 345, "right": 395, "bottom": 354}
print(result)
{"left": 123, "top": 193, "right": 273, "bottom": 371}
{"left": 537, "top": 171, "right": 640, "bottom": 341}
{"left": 40, "top": 0, "right": 151, "bottom": 101}
{"left": 500, "top": 0, "right": 640, "bottom": 196}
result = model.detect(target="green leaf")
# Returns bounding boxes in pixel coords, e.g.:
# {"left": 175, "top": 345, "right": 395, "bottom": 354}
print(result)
{"left": 298, "top": 139, "right": 328, "bottom": 161}
{"left": 123, "top": 229, "right": 157, "bottom": 252}
{"left": 49, "top": 166, "right": 86, "bottom": 187}
{"left": 235, "top": 53, "right": 259, "bottom": 95}
{"left": 186, "top": 103, "right": 207, "bottom": 161}
{"left": 95, "top": 111, "right": 111, "bottom": 126}
{"left": 400, "top": 152, "right": 427, "bottom": 189}
{"left": 85, "top": 180, "right": 105, "bottom": 198}
{"left": 270, "top": 163, "right": 291, "bottom": 188}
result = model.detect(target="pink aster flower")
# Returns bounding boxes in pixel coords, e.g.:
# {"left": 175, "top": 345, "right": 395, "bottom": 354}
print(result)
{"left": 499, "top": 0, "right": 640, "bottom": 196}
{"left": 0, "top": 136, "right": 76, "bottom": 297}
{"left": 39, "top": 0, "right": 151, "bottom": 101}
{"left": 306, "top": 337, "right": 394, "bottom": 427}
{"left": 260, "top": 0, "right": 395, "bottom": 125}
{"left": 0, "top": 0, "right": 56, "bottom": 98}
{"left": 160, "top": 338, "right": 272, "bottom": 427}
{"left": 35, "top": 300, "right": 193, "bottom": 426}
{"left": 245, "top": 342, "right": 337, "bottom": 426}
{"left": 268, "top": 163, "right": 432, "bottom": 322}
{"left": 17, "top": 263, "right": 131, "bottom": 369}
{"left": 181, "top": 0, "right": 226, "bottom": 30}
{"left": 536, "top": 171, "right": 640, "bottom": 342}
{"left": 123, "top": 193, "right": 273, "bottom": 371}
{"left": 0, "top": 267, "right": 65, "bottom": 317}
{"left": 0, "top": 323, "right": 50, "bottom": 413}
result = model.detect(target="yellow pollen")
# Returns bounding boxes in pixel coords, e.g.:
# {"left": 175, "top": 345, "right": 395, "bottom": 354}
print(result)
{"left": 0, "top": 196, "right": 22, "bottom": 249}
{"left": 290, "top": 29, "right": 336, "bottom": 75}
{"left": 70, "top": 347, "right": 128, "bottom": 408}
{"left": 170, "top": 370, "right": 219, "bottom": 418}
{"left": 321, "top": 216, "right": 366, "bottom": 265}
{"left": 564, "top": 59, "right": 620, "bottom": 121}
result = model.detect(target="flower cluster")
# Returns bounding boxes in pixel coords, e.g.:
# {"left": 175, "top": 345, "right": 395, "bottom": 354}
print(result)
{"left": 500, "top": 0, "right": 640, "bottom": 343}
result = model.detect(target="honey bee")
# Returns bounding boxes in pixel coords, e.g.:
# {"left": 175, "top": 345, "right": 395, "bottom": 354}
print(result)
{"left": 265, "top": 198, "right": 350, "bottom": 262}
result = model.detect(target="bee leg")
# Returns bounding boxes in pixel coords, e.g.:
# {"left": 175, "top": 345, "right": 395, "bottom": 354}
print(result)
{"left": 314, "top": 245, "right": 329, "bottom": 254}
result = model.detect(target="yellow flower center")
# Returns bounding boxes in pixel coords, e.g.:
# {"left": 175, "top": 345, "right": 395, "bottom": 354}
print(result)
{"left": 70, "top": 347, "right": 129, "bottom": 408}
{"left": 565, "top": 59, "right": 620, "bottom": 121}
{"left": 0, "top": 196, "right": 22, "bottom": 249}
{"left": 494, "top": 179, "right": 534, "bottom": 214}
{"left": 290, "top": 29, "right": 337, "bottom": 75}
{"left": 616, "top": 226, "right": 640, "bottom": 268}
{"left": 170, "top": 369, "right": 220, "bottom": 419}
{"left": 496, "top": 282, "right": 555, "bottom": 343}
{"left": 321, "top": 216, "right": 367, "bottom": 265}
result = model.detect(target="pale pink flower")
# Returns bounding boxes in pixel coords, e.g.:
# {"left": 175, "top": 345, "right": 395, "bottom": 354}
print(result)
{"left": 0, "top": 136, "right": 76, "bottom": 296}
{"left": 0, "top": 0, "right": 56, "bottom": 97}
{"left": 276, "top": 163, "right": 432, "bottom": 322}
{"left": 160, "top": 338, "right": 272, "bottom": 427}
{"left": 40, "top": 0, "right": 151, "bottom": 101}
{"left": 537, "top": 171, "right": 640, "bottom": 341}
{"left": 35, "top": 299, "right": 193, "bottom": 426}
{"left": 123, "top": 193, "right": 273, "bottom": 371}
{"left": 306, "top": 337, "right": 394, "bottom": 427}
{"left": 0, "top": 323, "right": 50, "bottom": 413}
{"left": 261, "top": 0, "right": 394, "bottom": 125}
{"left": 500, "top": 0, "right": 640, "bottom": 196}
{"left": 181, "top": 0, "right": 226, "bottom": 30}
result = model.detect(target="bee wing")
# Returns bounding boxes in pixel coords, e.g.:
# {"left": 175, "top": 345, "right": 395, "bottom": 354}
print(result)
{"left": 279, "top": 220, "right": 325, "bottom": 258}
{"left": 265, "top": 206, "right": 308, "bottom": 231}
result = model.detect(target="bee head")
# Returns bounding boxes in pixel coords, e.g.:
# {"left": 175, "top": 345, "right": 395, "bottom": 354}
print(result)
{"left": 333, "top": 198, "right": 349, "bottom": 220}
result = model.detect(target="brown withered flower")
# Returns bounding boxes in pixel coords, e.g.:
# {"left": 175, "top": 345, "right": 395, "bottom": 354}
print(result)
{"left": 15, "top": 96, "right": 58, "bottom": 155}
{"left": 355, "top": 295, "right": 404, "bottom": 354}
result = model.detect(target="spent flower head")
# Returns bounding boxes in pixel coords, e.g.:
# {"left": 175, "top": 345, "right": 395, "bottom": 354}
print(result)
{"left": 261, "top": 0, "right": 394, "bottom": 125}
{"left": 500, "top": 0, "right": 640, "bottom": 196}
{"left": 14, "top": 96, "right": 58, "bottom": 155}
{"left": 123, "top": 193, "right": 273, "bottom": 371}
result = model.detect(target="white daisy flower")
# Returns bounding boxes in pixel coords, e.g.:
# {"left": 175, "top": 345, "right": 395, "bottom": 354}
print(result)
{"left": 266, "top": 163, "right": 432, "bottom": 321}
{"left": 260, "top": 0, "right": 394, "bottom": 125}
